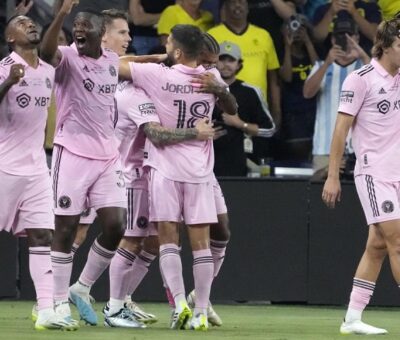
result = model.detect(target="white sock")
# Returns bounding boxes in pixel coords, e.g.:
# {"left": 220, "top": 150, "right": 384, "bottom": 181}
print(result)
{"left": 345, "top": 307, "right": 362, "bottom": 322}
{"left": 108, "top": 298, "right": 125, "bottom": 315}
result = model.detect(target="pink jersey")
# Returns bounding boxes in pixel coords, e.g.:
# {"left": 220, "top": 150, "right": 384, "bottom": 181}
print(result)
{"left": 115, "top": 81, "right": 160, "bottom": 187}
{"left": 0, "top": 52, "right": 54, "bottom": 176}
{"left": 54, "top": 45, "right": 119, "bottom": 160}
{"left": 129, "top": 62, "right": 221, "bottom": 183}
{"left": 338, "top": 58, "right": 400, "bottom": 181}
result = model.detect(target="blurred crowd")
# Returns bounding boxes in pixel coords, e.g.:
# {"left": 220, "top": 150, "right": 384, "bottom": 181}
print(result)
{"left": 1, "top": 0, "right": 399, "bottom": 177}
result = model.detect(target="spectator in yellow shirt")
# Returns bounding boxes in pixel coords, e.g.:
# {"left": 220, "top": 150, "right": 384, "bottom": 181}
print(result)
{"left": 208, "top": 0, "right": 282, "bottom": 127}
{"left": 378, "top": 0, "right": 400, "bottom": 20}
{"left": 158, "top": 0, "right": 214, "bottom": 45}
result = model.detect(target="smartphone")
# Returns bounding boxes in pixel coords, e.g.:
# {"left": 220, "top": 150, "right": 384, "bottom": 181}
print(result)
{"left": 334, "top": 33, "right": 347, "bottom": 52}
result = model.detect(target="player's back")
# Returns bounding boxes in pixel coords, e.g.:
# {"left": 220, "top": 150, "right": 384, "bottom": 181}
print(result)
{"left": 130, "top": 62, "right": 219, "bottom": 183}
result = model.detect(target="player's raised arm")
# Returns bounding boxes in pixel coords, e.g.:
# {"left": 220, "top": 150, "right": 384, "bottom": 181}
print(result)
{"left": 119, "top": 54, "right": 167, "bottom": 80}
{"left": 143, "top": 118, "right": 214, "bottom": 147}
{"left": 40, "top": 0, "right": 79, "bottom": 66}
{"left": 0, "top": 64, "right": 25, "bottom": 103}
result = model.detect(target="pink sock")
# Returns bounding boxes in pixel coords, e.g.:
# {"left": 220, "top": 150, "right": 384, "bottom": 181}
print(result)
{"left": 210, "top": 239, "right": 228, "bottom": 278}
{"left": 346, "top": 277, "right": 375, "bottom": 322}
{"left": 128, "top": 250, "right": 156, "bottom": 296}
{"left": 193, "top": 249, "right": 214, "bottom": 314}
{"left": 159, "top": 243, "right": 185, "bottom": 304}
{"left": 30, "top": 247, "right": 53, "bottom": 310}
{"left": 51, "top": 250, "right": 73, "bottom": 302}
{"left": 109, "top": 248, "right": 135, "bottom": 300}
{"left": 79, "top": 239, "right": 115, "bottom": 287}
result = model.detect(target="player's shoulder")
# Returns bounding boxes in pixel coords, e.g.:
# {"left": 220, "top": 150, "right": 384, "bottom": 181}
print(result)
{"left": 103, "top": 48, "right": 119, "bottom": 61}
{"left": 0, "top": 55, "right": 16, "bottom": 67}
{"left": 354, "top": 63, "right": 375, "bottom": 78}
{"left": 207, "top": 24, "right": 226, "bottom": 35}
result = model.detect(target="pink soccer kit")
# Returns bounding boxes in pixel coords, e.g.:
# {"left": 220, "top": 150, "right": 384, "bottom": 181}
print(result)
{"left": 129, "top": 62, "right": 222, "bottom": 225}
{"left": 0, "top": 52, "right": 54, "bottom": 234}
{"left": 51, "top": 45, "right": 126, "bottom": 215}
{"left": 338, "top": 58, "right": 400, "bottom": 224}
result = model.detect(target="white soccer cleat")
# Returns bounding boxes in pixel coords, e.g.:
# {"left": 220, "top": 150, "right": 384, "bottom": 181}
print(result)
{"left": 170, "top": 300, "right": 192, "bottom": 330}
{"left": 103, "top": 304, "right": 146, "bottom": 329}
{"left": 340, "top": 320, "right": 388, "bottom": 335}
{"left": 125, "top": 300, "right": 158, "bottom": 324}
{"left": 55, "top": 301, "right": 80, "bottom": 328}
{"left": 35, "top": 309, "right": 79, "bottom": 331}
{"left": 31, "top": 303, "right": 38, "bottom": 322}
{"left": 189, "top": 313, "right": 208, "bottom": 331}
{"left": 187, "top": 290, "right": 222, "bottom": 327}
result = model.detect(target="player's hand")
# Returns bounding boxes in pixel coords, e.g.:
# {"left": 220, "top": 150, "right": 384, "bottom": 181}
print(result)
{"left": 195, "top": 117, "right": 215, "bottom": 141}
{"left": 322, "top": 176, "right": 341, "bottom": 209}
{"left": 15, "top": 0, "right": 34, "bottom": 16}
{"left": 221, "top": 113, "right": 244, "bottom": 129}
{"left": 347, "top": 34, "right": 364, "bottom": 59}
{"left": 6, "top": 64, "right": 25, "bottom": 85}
{"left": 213, "top": 126, "right": 227, "bottom": 140}
{"left": 59, "top": 0, "right": 79, "bottom": 15}
{"left": 191, "top": 72, "right": 222, "bottom": 94}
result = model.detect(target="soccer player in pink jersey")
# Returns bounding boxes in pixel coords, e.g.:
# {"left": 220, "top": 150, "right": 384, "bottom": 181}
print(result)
{"left": 40, "top": 0, "right": 127, "bottom": 326}
{"left": 322, "top": 18, "right": 400, "bottom": 335}
{"left": 0, "top": 15, "right": 77, "bottom": 331}
{"left": 119, "top": 24, "right": 232, "bottom": 331}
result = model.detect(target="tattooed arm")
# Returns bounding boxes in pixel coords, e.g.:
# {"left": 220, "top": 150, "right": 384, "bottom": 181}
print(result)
{"left": 143, "top": 118, "right": 214, "bottom": 147}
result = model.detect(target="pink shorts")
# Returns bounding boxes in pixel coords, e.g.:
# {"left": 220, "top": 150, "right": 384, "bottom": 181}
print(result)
{"left": 148, "top": 168, "right": 217, "bottom": 225}
{"left": 355, "top": 174, "right": 400, "bottom": 225}
{"left": 212, "top": 175, "right": 228, "bottom": 215}
{"left": 51, "top": 145, "right": 127, "bottom": 216}
{"left": 0, "top": 170, "right": 54, "bottom": 236}
{"left": 79, "top": 207, "right": 97, "bottom": 225}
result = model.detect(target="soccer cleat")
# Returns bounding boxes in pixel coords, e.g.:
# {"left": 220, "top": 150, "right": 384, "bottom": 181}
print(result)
{"left": 187, "top": 290, "right": 222, "bottom": 327}
{"left": 170, "top": 300, "right": 192, "bottom": 330}
{"left": 103, "top": 305, "right": 146, "bottom": 328}
{"left": 54, "top": 302, "right": 80, "bottom": 328}
{"left": 31, "top": 303, "right": 38, "bottom": 322}
{"left": 340, "top": 320, "right": 388, "bottom": 335}
{"left": 189, "top": 313, "right": 208, "bottom": 331}
{"left": 35, "top": 311, "right": 79, "bottom": 331}
{"left": 125, "top": 301, "right": 158, "bottom": 324}
{"left": 68, "top": 284, "right": 98, "bottom": 325}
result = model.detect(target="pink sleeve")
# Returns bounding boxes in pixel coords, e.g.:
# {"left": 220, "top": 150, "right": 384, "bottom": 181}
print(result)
{"left": 338, "top": 72, "right": 367, "bottom": 117}
{"left": 128, "top": 88, "right": 160, "bottom": 127}
{"left": 0, "top": 66, "right": 7, "bottom": 82}
{"left": 128, "top": 62, "right": 163, "bottom": 96}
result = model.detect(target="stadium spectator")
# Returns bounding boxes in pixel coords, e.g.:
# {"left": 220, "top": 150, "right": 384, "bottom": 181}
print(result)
{"left": 208, "top": 0, "right": 281, "bottom": 127}
{"left": 312, "top": 0, "right": 381, "bottom": 58}
{"left": 378, "top": 0, "right": 400, "bottom": 20}
{"left": 129, "top": 0, "right": 173, "bottom": 55}
{"left": 278, "top": 14, "right": 318, "bottom": 162}
{"left": 213, "top": 41, "right": 275, "bottom": 176}
{"left": 303, "top": 17, "right": 369, "bottom": 179}
{"left": 247, "top": 0, "right": 296, "bottom": 61}
{"left": 300, "top": 0, "right": 328, "bottom": 21}
{"left": 157, "top": 0, "right": 214, "bottom": 45}
{"left": 322, "top": 18, "right": 400, "bottom": 336}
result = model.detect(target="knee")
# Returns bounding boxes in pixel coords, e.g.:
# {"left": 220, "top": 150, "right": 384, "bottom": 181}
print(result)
{"left": 365, "top": 240, "right": 387, "bottom": 260}
{"left": 103, "top": 214, "right": 126, "bottom": 240}
{"left": 143, "top": 236, "right": 159, "bottom": 256}
{"left": 120, "top": 237, "right": 143, "bottom": 254}
{"left": 386, "top": 237, "right": 400, "bottom": 256}
{"left": 211, "top": 214, "right": 231, "bottom": 241}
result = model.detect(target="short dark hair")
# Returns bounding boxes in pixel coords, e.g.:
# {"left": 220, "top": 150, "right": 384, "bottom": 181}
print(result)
{"left": 372, "top": 18, "right": 400, "bottom": 59}
{"left": 170, "top": 24, "right": 204, "bottom": 60}
{"left": 203, "top": 32, "right": 220, "bottom": 55}
{"left": 101, "top": 9, "right": 129, "bottom": 27}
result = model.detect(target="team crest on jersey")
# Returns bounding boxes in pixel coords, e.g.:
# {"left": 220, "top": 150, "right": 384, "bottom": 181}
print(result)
{"left": 382, "top": 200, "right": 394, "bottom": 214}
{"left": 16, "top": 93, "right": 31, "bottom": 108}
{"left": 377, "top": 100, "right": 390, "bottom": 114}
{"left": 46, "top": 77, "right": 52, "bottom": 89}
{"left": 80, "top": 208, "right": 91, "bottom": 217}
{"left": 83, "top": 78, "right": 95, "bottom": 92}
{"left": 137, "top": 216, "right": 148, "bottom": 229}
{"left": 109, "top": 65, "right": 116, "bottom": 77}
{"left": 58, "top": 196, "right": 71, "bottom": 209}
{"left": 138, "top": 103, "right": 156, "bottom": 116}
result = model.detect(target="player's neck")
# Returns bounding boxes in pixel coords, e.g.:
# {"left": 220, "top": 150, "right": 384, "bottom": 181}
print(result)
{"left": 13, "top": 46, "right": 38, "bottom": 68}
{"left": 378, "top": 57, "right": 399, "bottom": 77}
{"left": 222, "top": 76, "right": 236, "bottom": 86}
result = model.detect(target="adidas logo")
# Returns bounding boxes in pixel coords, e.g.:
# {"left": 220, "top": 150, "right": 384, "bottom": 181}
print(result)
{"left": 83, "top": 65, "right": 90, "bottom": 72}
{"left": 19, "top": 79, "right": 28, "bottom": 87}
{"left": 379, "top": 87, "right": 386, "bottom": 94}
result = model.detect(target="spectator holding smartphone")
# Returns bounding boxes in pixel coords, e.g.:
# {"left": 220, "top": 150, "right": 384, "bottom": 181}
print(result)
{"left": 303, "top": 16, "right": 370, "bottom": 179}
